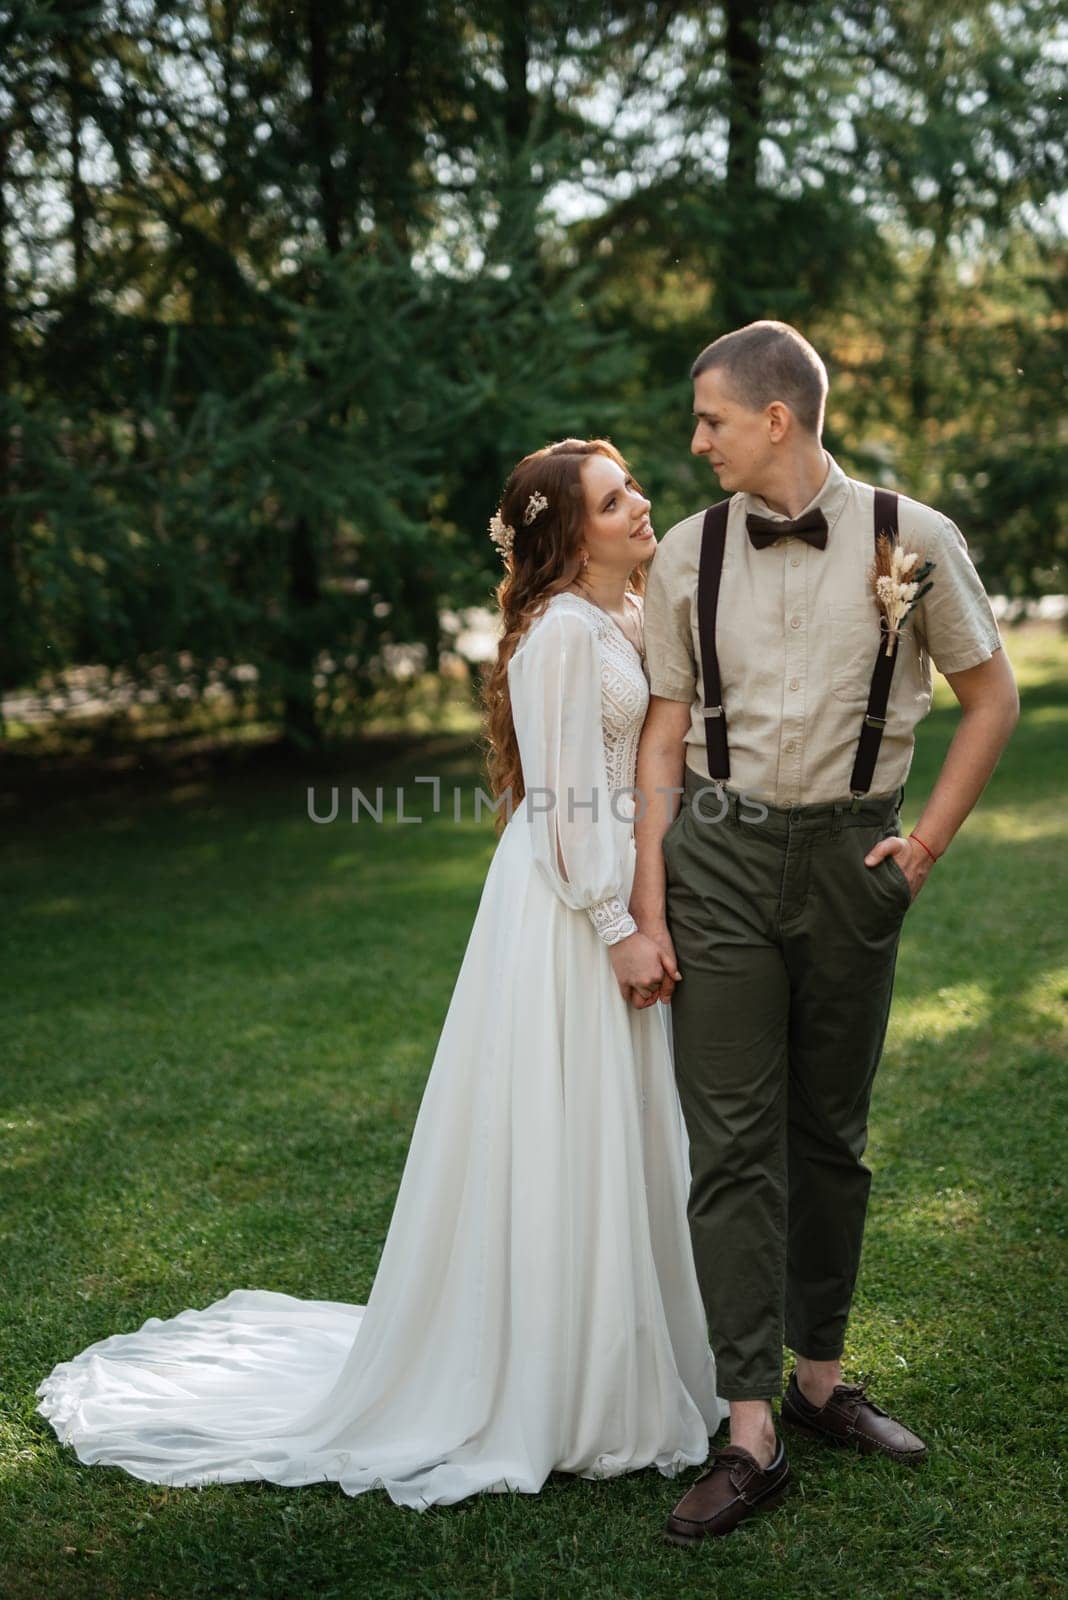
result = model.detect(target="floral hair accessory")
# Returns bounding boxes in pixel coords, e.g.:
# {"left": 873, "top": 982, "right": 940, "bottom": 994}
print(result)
{"left": 871, "top": 537, "right": 936, "bottom": 657}
{"left": 488, "top": 490, "right": 549, "bottom": 560}
{"left": 523, "top": 490, "right": 549, "bottom": 526}
{"left": 488, "top": 510, "right": 515, "bottom": 558}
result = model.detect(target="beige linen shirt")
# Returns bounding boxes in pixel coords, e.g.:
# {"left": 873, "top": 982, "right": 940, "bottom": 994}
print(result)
{"left": 643, "top": 453, "right": 1003, "bottom": 806}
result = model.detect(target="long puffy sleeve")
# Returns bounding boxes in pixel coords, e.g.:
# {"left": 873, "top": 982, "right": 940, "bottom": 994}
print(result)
{"left": 507, "top": 606, "right": 638, "bottom": 946}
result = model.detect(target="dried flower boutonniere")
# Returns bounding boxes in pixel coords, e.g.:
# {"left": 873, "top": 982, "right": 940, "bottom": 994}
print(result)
{"left": 871, "top": 536, "right": 936, "bottom": 657}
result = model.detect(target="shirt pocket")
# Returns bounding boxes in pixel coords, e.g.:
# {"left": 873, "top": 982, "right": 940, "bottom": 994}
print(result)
{"left": 828, "top": 602, "right": 882, "bottom": 704}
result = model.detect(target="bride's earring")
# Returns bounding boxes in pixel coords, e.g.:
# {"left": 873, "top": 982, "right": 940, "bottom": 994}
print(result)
{"left": 580, "top": 551, "right": 589, "bottom": 569}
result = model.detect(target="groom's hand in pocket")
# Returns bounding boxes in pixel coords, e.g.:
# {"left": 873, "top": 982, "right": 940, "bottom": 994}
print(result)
{"left": 863, "top": 834, "right": 932, "bottom": 902}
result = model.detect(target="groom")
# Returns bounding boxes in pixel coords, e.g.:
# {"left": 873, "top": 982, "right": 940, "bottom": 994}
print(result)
{"left": 631, "top": 320, "right": 1018, "bottom": 1543}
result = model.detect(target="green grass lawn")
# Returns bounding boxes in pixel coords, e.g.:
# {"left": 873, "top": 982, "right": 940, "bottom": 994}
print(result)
{"left": 1, "top": 626, "right": 1064, "bottom": 1600}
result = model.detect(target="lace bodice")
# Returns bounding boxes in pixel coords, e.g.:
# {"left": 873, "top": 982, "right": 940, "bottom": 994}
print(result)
{"left": 511, "top": 591, "right": 648, "bottom": 946}
{"left": 546, "top": 592, "right": 649, "bottom": 795}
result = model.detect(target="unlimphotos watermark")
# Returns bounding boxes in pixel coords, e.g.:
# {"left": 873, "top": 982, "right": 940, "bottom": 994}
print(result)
{"left": 306, "top": 779, "right": 769, "bottom": 826}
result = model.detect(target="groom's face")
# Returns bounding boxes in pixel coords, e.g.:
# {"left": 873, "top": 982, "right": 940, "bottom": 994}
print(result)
{"left": 690, "top": 368, "right": 774, "bottom": 495}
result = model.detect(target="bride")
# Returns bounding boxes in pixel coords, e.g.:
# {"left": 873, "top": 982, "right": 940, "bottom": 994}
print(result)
{"left": 36, "top": 437, "right": 727, "bottom": 1510}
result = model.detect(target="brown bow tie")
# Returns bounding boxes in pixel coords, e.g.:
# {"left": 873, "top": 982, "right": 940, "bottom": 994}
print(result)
{"left": 746, "top": 507, "right": 828, "bottom": 550}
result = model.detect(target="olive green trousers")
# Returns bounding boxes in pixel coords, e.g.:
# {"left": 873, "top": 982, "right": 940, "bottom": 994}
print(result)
{"left": 664, "top": 766, "right": 912, "bottom": 1400}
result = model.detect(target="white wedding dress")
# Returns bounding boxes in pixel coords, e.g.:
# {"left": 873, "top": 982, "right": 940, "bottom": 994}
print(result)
{"left": 36, "top": 590, "right": 727, "bottom": 1510}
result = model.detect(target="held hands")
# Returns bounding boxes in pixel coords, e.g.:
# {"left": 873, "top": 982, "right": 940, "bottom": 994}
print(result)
{"left": 614, "top": 836, "right": 936, "bottom": 1007}
{"left": 609, "top": 924, "right": 682, "bottom": 1009}
{"left": 863, "top": 834, "right": 936, "bottom": 901}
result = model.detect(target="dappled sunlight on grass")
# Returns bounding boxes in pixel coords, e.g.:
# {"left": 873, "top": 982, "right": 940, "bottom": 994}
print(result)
{"left": 0, "top": 1099, "right": 109, "bottom": 1174}
{"left": 324, "top": 843, "right": 495, "bottom": 893}
{"left": 878, "top": 1182, "right": 985, "bottom": 1236}
{"left": 1018, "top": 965, "right": 1068, "bottom": 1029}
{"left": 934, "top": 623, "right": 1066, "bottom": 702}
{"left": 25, "top": 896, "right": 86, "bottom": 918}
{"left": 964, "top": 803, "right": 1067, "bottom": 844}
{"left": 887, "top": 981, "right": 992, "bottom": 1045}
{"left": 1019, "top": 702, "right": 1068, "bottom": 728}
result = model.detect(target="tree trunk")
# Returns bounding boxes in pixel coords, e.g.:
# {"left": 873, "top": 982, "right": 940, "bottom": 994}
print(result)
{"left": 375, "top": 1, "right": 420, "bottom": 255}
{"left": 64, "top": 36, "right": 90, "bottom": 292}
{"left": 307, "top": 0, "right": 342, "bottom": 255}
{"left": 278, "top": 0, "right": 338, "bottom": 750}
{"left": 719, "top": 0, "right": 767, "bottom": 325}
{"left": 725, "top": 0, "right": 765, "bottom": 200}
{"left": 281, "top": 512, "right": 323, "bottom": 750}
{"left": 909, "top": 187, "right": 955, "bottom": 438}
{"left": 0, "top": 122, "right": 16, "bottom": 714}
{"left": 220, "top": 0, "right": 241, "bottom": 257}
{"left": 493, "top": 1, "right": 536, "bottom": 267}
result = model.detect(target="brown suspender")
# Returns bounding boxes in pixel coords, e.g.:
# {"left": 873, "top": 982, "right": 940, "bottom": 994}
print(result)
{"left": 849, "top": 488, "right": 900, "bottom": 800}
{"left": 695, "top": 489, "right": 901, "bottom": 800}
{"left": 696, "top": 501, "right": 731, "bottom": 782}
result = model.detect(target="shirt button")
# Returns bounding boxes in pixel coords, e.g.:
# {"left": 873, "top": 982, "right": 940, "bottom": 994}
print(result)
{"left": 790, "top": 616, "right": 802, "bottom": 629}
{"left": 791, "top": 557, "right": 801, "bottom": 568}
{"left": 785, "top": 740, "right": 797, "bottom": 753}
{"left": 789, "top": 677, "right": 800, "bottom": 690}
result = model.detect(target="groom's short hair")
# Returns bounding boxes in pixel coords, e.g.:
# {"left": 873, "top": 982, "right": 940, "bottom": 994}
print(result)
{"left": 691, "top": 321, "right": 828, "bottom": 436}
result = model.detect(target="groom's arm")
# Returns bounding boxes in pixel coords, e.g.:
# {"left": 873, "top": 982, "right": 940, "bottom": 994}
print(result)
{"left": 631, "top": 697, "right": 692, "bottom": 1001}
{"left": 864, "top": 649, "right": 1020, "bottom": 893}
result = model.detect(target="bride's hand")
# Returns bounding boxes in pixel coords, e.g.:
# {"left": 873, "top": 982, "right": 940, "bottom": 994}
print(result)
{"left": 609, "top": 932, "right": 677, "bottom": 1007}
{"left": 635, "top": 920, "right": 682, "bottom": 1005}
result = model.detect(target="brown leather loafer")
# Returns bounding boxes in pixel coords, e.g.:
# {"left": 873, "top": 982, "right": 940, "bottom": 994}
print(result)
{"left": 663, "top": 1441, "right": 791, "bottom": 1546}
{"left": 781, "top": 1373, "right": 927, "bottom": 1463}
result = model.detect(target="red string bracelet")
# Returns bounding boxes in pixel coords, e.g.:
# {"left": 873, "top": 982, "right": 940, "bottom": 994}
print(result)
{"left": 909, "top": 832, "right": 938, "bottom": 864}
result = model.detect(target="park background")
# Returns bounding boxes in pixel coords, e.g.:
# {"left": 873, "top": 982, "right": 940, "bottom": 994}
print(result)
{"left": 0, "top": 3, "right": 1064, "bottom": 1598}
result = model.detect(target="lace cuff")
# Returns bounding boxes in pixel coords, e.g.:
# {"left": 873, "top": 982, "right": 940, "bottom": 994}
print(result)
{"left": 586, "top": 896, "right": 638, "bottom": 946}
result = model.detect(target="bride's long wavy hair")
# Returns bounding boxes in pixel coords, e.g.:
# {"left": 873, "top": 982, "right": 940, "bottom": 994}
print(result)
{"left": 480, "top": 438, "right": 649, "bottom": 834}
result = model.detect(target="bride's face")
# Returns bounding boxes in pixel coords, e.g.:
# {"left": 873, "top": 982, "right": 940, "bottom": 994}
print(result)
{"left": 580, "top": 455, "right": 655, "bottom": 569}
